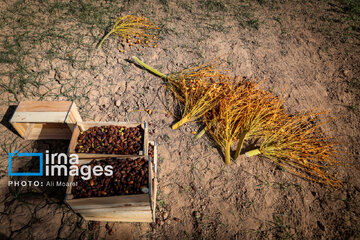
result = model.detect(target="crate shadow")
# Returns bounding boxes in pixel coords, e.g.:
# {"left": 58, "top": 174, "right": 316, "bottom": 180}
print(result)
{"left": 32, "top": 140, "right": 70, "bottom": 200}
{"left": 8, "top": 140, "right": 71, "bottom": 202}
{"left": 1, "top": 105, "right": 20, "bottom": 137}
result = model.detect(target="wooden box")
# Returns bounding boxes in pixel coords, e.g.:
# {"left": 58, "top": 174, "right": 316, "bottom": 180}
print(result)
{"left": 65, "top": 142, "right": 157, "bottom": 222}
{"left": 68, "top": 121, "right": 149, "bottom": 159}
{"left": 9, "top": 101, "right": 82, "bottom": 140}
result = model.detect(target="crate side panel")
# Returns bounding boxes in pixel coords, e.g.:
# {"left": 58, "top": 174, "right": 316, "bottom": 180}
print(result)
{"left": 16, "top": 101, "right": 72, "bottom": 112}
{"left": 143, "top": 123, "right": 149, "bottom": 156}
{"left": 67, "top": 194, "right": 150, "bottom": 210}
{"left": 81, "top": 210, "right": 152, "bottom": 222}
{"left": 68, "top": 125, "right": 80, "bottom": 154}
{"left": 26, "top": 123, "right": 72, "bottom": 140}
{"left": 71, "top": 153, "right": 145, "bottom": 159}
{"left": 66, "top": 175, "right": 75, "bottom": 195}
{"left": 11, "top": 122, "right": 28, "bottom": 138}
{"left": 65, "top": 102, "right": 83, "bottom": 128}
{"left": 11, "top": 112, "right": 68, "bottom": 123}
{"left": 149, "top": 141, "right": 157, "bottom": 221}
{"left": 76, "top": 205, "right": 151, "bottom": 213}
{"left": 80, "top": 122, "right": 141, "bottom": 130}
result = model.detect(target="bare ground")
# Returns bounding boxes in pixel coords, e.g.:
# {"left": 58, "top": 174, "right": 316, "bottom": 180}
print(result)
{"left": 0, "top": 0, "right": 359, "bottom": 239}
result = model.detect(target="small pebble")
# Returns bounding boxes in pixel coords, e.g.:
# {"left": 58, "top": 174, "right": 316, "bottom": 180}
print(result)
{"left": 162, "top": 211, "right": 169, "bottom": 220}
{"left": 193, "top": 211, "right": 201, "bottom": 219}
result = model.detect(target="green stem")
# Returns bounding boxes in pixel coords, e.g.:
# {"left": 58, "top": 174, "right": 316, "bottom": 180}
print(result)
{"left": 194, "top": 126, "right": 208, "bottom": 140}
{"left": 234, "top": 131, "right": 247, "bottom": 160}
{"left": 172, "top": 115, "right": 190, "bottom": 130}
{"left": 194, "top": 120, "right": 214, "bottom": 140}
{"left": 225, "top": 141, "right": 231, "bottom": 165}
{"left": 97, "top": 30, "right": 114, "bottom": 49}
{"left": 132, "top": 56, "right": 167, "bottom": 79}
{"left": 245, "top": 148, "right": 261, "bottom": 157}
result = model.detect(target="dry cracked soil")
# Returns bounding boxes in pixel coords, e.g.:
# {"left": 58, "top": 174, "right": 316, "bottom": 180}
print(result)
{"left": 0, "top": 0, "right": 359, "bottom": 239}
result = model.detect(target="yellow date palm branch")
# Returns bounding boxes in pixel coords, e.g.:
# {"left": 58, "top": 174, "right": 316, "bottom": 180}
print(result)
{"left": 97, "top": 15, "right": 159, "bottom": 49}
{"left": 245, "top": 112, "right": 343, "bottom": 187}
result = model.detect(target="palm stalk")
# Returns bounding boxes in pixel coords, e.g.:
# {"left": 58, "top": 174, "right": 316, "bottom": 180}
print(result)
{"left": 171, "top": 78, "right": 229, "bottom": 129}
{"left": 205, "top": 81, "right": 249, "bottom": 164}
{"left": 132, "top": 56, "right": 167, "bottom": 79}
{"left": 245, "top": 112, "right": 342, "bottom": 187}
{"left": 132, "top": 56, "right": 229, "bottom": 129}
{"left": 233, "top": 87, "right": 286, "bottom": 160}
{"left": 194, "top": 125, "right": 209, "bottom": 140}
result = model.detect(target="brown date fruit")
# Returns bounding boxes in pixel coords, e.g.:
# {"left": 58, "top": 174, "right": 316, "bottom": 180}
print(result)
{"left": 75, "top": 125, "right": 144, "bottom": 155}
{"left": 72, "top": 157, "right": 149, "bottom": 199}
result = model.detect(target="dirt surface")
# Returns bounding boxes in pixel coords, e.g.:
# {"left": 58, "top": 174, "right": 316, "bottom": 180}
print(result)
{"left": 0, "top": 0, "right": 360, "bottom": 239}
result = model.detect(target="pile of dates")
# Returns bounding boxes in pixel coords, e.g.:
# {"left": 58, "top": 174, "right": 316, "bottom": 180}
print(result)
{"left": 75, "top": 125, "right": 144, "bottom": 155}
{"left": 72, "top": 157, "right": 149, "bottom": 198}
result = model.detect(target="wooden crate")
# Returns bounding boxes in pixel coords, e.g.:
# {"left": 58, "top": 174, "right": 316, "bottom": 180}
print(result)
{"left": 68, "top": 121, "right": 149, "bottom": 159}
{"left": 9, "top": 101, "right": 82, "bottom": 140}
{"left": 65, "top": 142, "right": 157, "bottom": 222}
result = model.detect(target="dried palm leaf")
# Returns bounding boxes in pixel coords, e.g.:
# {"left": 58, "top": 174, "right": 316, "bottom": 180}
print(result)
{"left": 97, "top": 15, "right": 159, "bottom": 49}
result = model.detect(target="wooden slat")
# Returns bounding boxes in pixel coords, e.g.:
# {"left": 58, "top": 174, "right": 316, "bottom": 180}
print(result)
{"left": 12, "top": 122, "right": 72, "bottom": 140}
{"left": 65, "top": 102, "right": 83, "bottom": 130}
{"left": 143, "top": 122, "right": 149, "bottom": 156}
{"left": 153, "top": 142, "right": 158, "bottom": 177}
{"left": 25, "top": 123, "right": 72, "bottom": 140}
{"left": 16, "top": 101, "right": 72, "bottom": 112}
{"left": 11, "top": 122, "right": 28, "bottom": 137}
{"left": 10, "top": 112, "right": 68, "bottom": 123}
{"left": 151, "top": 142, "right": 157, "bottom": 221}
{"left": 70, "top": 102, "right": 83, "bottom": 123}
{"left": 79, "top": 121, "right": 141, "bottom": 129}
{"left": 81, "top": 209, "right": 152, "bottom": 222}
{"left": 149, "top": 155, "right": 153, "bottom": 203}
{"left": 68, "top": 125, "right": 80, "bottom": 153}
{"left": 66, "top": 175, "right": 74, "bottom": 196}
{"left": 73, "top": 153, "right": 144, "bottom": 159}
{"left": 150, "top": 142, "right": 158, "bottom": 221}
{"left": 65, "top": 194, "right": 74, "bottom": 200}
{"left": 23, "top": 124, "right": 35, "bottom": 139}
{"left": 67, "top": 194, "right": 150, "bottom": 210}
{"left": 76, "top": 205, "right": 150, "bottom": 212}
{"left": 67, "top": 156, "right": 143, "bottom": 172}
{"left": 74, "top": 156, "right": 143, "bottom": 167}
